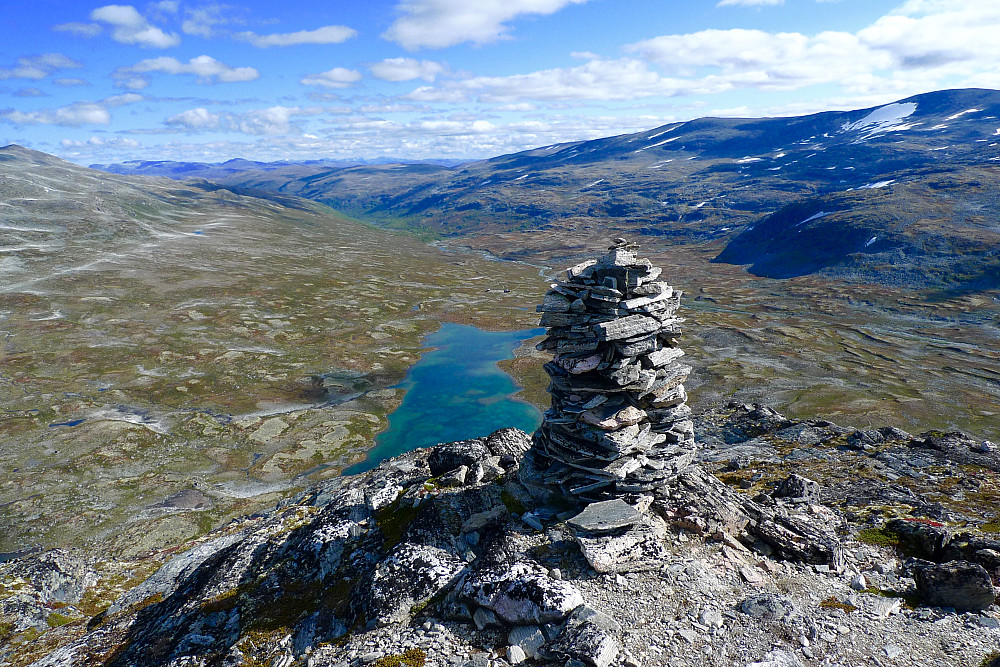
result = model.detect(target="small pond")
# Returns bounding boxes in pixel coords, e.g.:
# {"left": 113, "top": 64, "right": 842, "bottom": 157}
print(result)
{"left": 343, "top": 322, "right": 544, "bottom": 475}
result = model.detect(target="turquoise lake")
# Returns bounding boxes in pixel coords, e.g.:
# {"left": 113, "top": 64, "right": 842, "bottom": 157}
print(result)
{"left": 343, "top": 323, "right": 545, "bottom": 475}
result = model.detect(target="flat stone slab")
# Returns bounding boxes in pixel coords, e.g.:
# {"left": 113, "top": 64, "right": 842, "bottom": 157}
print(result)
{"left": 571, "top": 520, "right": 669, "bottom": 573}
{"left": 567, "top": 499, "right": 642, "bottom": 534}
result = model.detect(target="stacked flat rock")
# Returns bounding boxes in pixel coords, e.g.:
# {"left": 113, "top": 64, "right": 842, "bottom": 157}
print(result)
{"left": 530, "top": 240, "right": 695, "bottom": 501}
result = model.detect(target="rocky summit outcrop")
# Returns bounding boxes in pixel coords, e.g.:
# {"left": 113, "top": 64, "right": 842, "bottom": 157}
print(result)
{"left": 4, "top": 407, "right": 1000, "bottom": 667}
{"left": 4, "top": 244, "right": 1000, "bottom": 667}
{"left": 528, "top": 239, "right": 695, "bottom": 502}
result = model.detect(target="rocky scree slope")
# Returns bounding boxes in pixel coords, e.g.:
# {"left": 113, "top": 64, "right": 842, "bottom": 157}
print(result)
{"left": 4, "top": 405, "right": 1000, "bottom": 667}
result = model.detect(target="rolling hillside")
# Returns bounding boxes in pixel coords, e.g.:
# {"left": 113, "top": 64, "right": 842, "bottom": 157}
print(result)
{"left": 0, "top": 145, "right": 544, "bottom": 554}
{"left": 97, "top": 88, "right": 1000, "bottom": 290}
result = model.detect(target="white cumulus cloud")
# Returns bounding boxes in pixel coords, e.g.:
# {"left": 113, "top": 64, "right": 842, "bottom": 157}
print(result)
{"left": 626, "top": 28, "right": 885, "bottom": 91}
{"left": 166, "top": 107, "right": 220, "bottom": 129}
{"left": 53, "top": 22, "right": 103, "bottom": 37}
{"left": 370, "top": 57, "right": 445, "bottom": 82}
{"left": 383, "top": 0, "right": 590, "bottom": 50}
{"left": 60, "top": 136, "right": 142, "bottom": 148}
{"left": 1, "top": 102, "right": 111, "bottom": 127}
{"left": 165, "top": 105, "right": 322, "bottom": 135}
{"left": 300, "top": 67, "right": 363, "bottom": 89}
{"left": 858, "top": 0, "right": 1000, "bottom": 70}
{"left": 114, "top": 55, "right": 259, "bottom": 89}
{"left": 53, "top": 78, "right": 90, "bottom": 87}
{"left": 404, "top": 58, "right": 718, "bottom": 103}
{"left": 103, "top": 92, "right": 145, "bottom": 107}
{"left": 619, "top": 0, "right": 1000, "bottom": 99}
{"left": 181, "top": 5, "right": 230, "bottom": 38}
{"left": 235, "top": 25, "right": 358, "bottom": 48}
{"left": 13, "top": 88, "right": 47, "bottom": 98}
{"left": 90, "top": 4, "right": 181, "bottom": 48}
{"left": 0, "top": 54, "right": 83, "bottom": 81}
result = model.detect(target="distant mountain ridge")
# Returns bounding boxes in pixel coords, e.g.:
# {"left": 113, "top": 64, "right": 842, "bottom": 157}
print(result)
{"left": 91, "top": 88, "right": 1000, "bottom": 290}
{"left": 90, "top": 156, "right": 467, "bottom": 180}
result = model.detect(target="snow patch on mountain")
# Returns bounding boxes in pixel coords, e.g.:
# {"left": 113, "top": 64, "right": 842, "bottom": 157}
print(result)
{"left": 859, "top": 180, "right": 895, "bottom": 189}
{"left": 795, "top": 211, "right": 828, "bottom": 227}
{"left": 634, "top": 136, "right": 679, "bottom": 153}
{"left": 946, "top": 108, "right": 981, "bottom": 120}
{"left": 841, "top": 103, "right": 918, "bottom": 139}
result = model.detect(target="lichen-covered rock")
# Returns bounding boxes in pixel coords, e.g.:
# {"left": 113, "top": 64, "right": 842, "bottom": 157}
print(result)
{"left": 112, "top": 534, "right": 245, "bottom": 613}
{"left": 570, "top": 521, "right": 670, "bottom": 573}
{"left": 752, "top": 510, "right": 844, "bottom": 567}
{"left": 485, "top": 428, "right": 533, "bottom": 459}
{"left": 912, "top": 430, "right": 1000, "bottom": 472}
{"left": 543, "top": 605, "right": 622, "bottom": 667}
{"left": 363, "top": 543, "right": 467, "bottom": 626}
{"left": 772, "top": 474, "right": 822, "bottom": 504}
{"left": 460, "top": 562, "right": 584, "bottom": 624}
{"left": 1, "top": 550, "right": 96, "bottom": 606}
{"left": 429, "top": 439, "right": 491, "bottom": 477}
{"left": 886, "top": 518, "right": 951, "bottom": 561}
{"left": 0, "top": 593, "right": 50, "bottom": 634}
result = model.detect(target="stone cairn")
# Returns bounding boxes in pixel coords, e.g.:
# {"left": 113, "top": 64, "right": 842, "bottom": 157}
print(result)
{"left": 529, "top": 239, "right": 695, "bottom": 501}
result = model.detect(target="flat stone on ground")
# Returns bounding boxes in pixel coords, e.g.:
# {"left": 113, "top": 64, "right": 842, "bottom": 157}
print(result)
{"left": 567, "top": 499, "right": 642, "bottom": 534}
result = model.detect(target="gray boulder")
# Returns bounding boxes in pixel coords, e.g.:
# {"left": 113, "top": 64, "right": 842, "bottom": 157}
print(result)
{"left": 429, "top": 439, "right": 491, "bottom": 477}
{"left": 1, "top": 549, "right": 96, "bottom": 605}
{"left": 571, "top": 520, "right": 669, "bottom": 574}
{"left": 886, "top": 518, "right": 951, "bottom": 560}
{"left": 363, "top": 543, "right": 467, "bottom": 626}
{"left": 773, "top": 474, "right": 821, "bottom": 503}
{"left": 738, "top": 594, "right": 799, "bottom": 624}
{"left": 485, "top": 428, "right": 533, "bottom": 458}
{"left": 460, "top": 562, "right": 584, "bottom": 624}
{"left": 914, "top": 560, "right": 996, "bottom": 611}
{"left": 743, "top": 649, "right": 804, "bottom": 667}
{"left": 508, "top": 625, "right": 546, "bottom": 659}
{"left": 543, "top": 605, "right": 622, "bottom": 667}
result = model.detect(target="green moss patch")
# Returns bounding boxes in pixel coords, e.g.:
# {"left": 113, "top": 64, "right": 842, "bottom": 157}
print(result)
{"left": 819, "top": 597, "right": 857, "bottom": 613}
{"left": 46, "top": 612, "right": 76, "bottom": 628}
{"left": 373, "top": 648, "right": 427, "bottom": 667}
{"left": 499, "top": 489, "right": 527, "bottom": 516}
{"left": 375, "top": 498, "right": 423, "bottom": 550}
{"left": 856, "top": 527, "right": 901, "bottom": 548}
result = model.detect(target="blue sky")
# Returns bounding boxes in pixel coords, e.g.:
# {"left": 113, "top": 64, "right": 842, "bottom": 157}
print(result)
{"left": 1, "top": 0, "right": 998, "bottom": 164}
